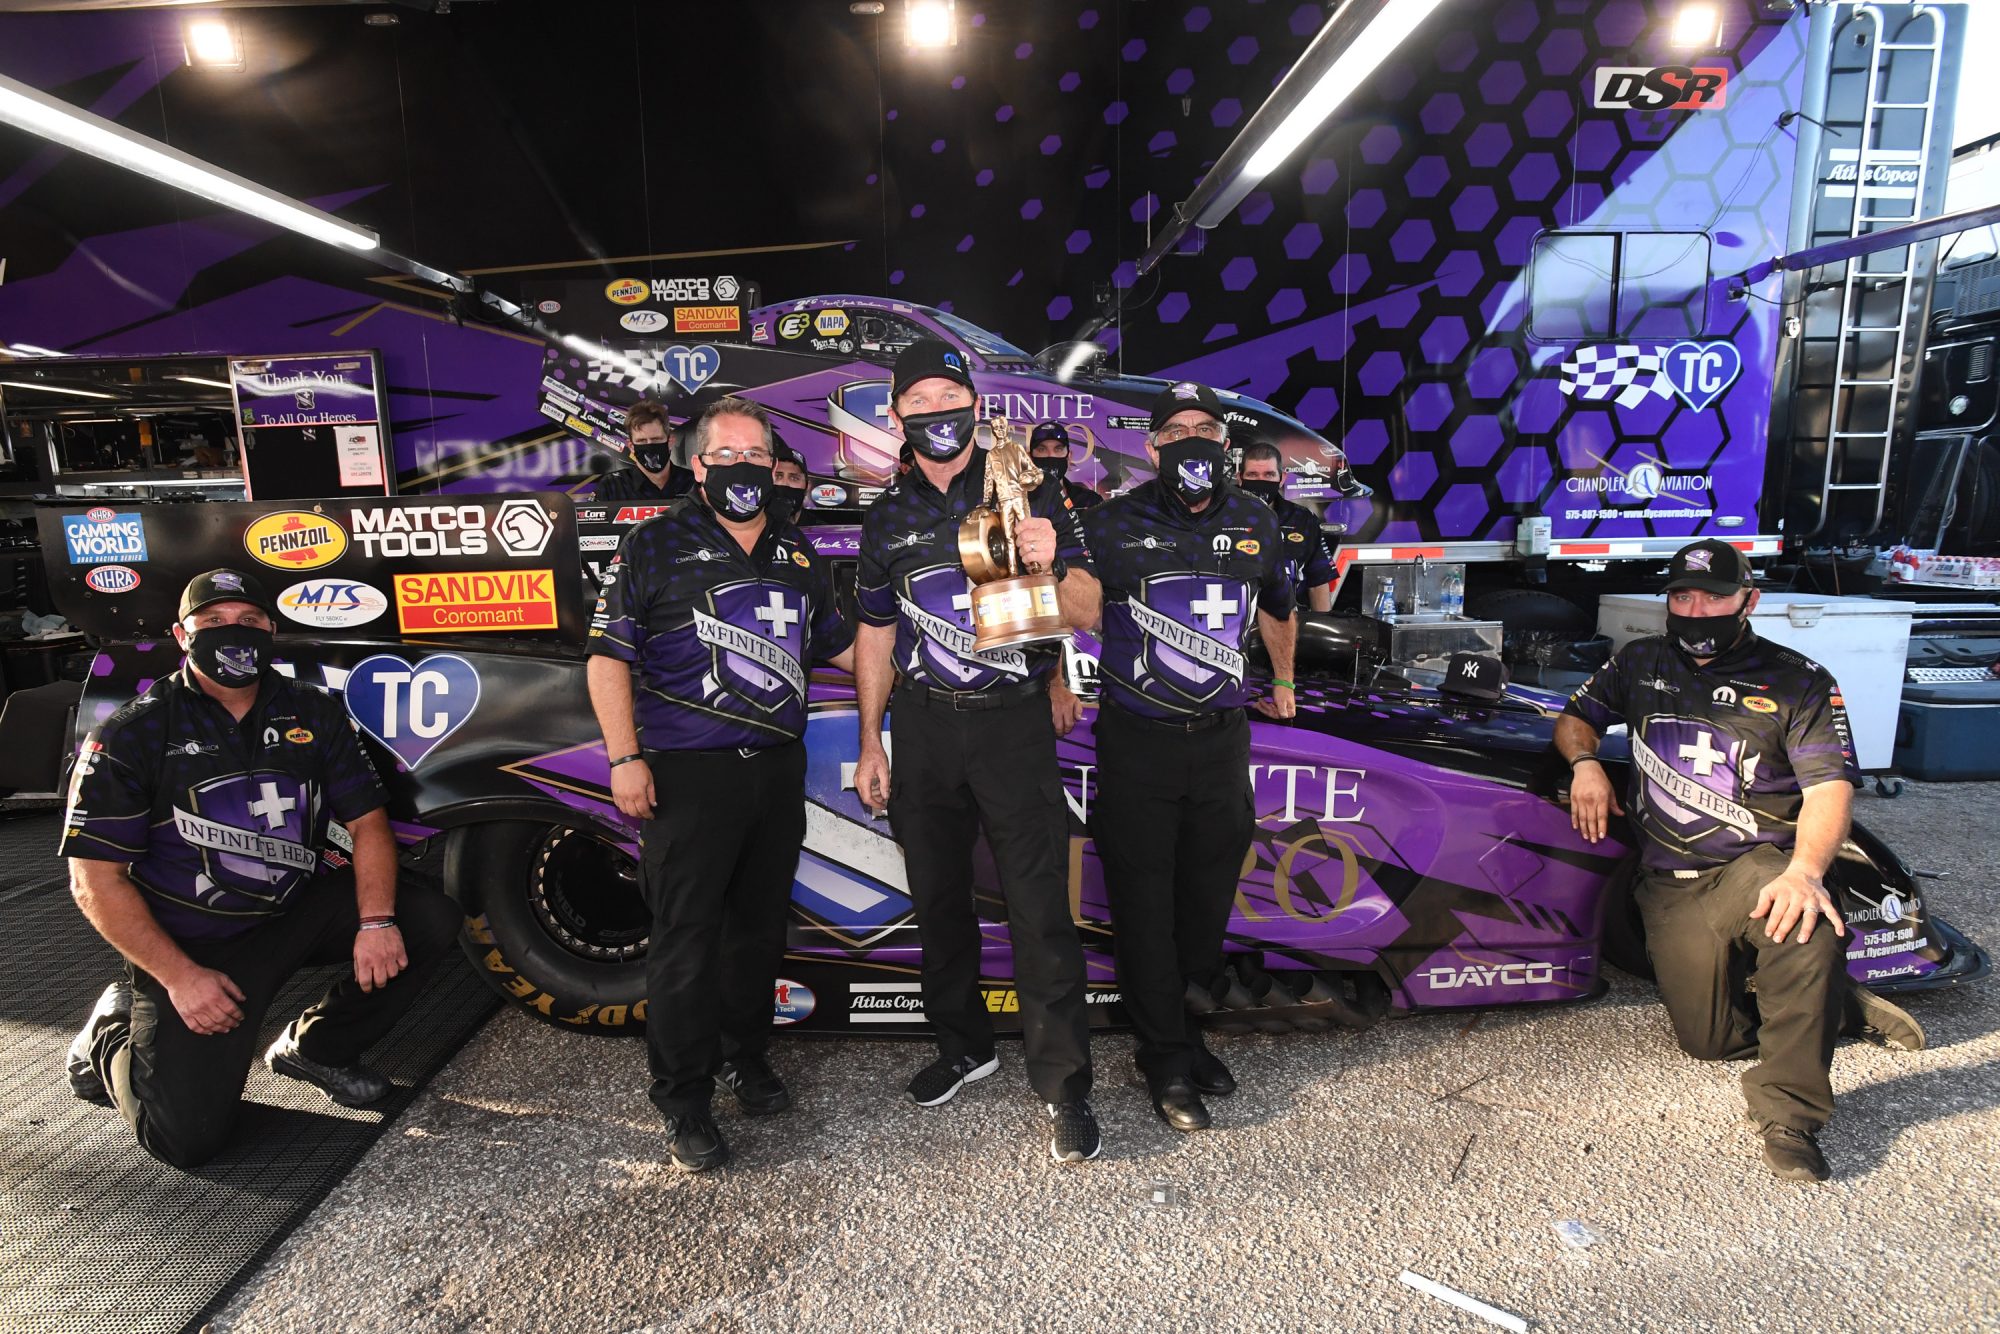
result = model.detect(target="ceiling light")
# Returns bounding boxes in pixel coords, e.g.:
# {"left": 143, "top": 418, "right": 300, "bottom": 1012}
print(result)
{"left": 907, "top": 0, "right": 955, "bottom": 49}
{"left": 0, "top": 380, "right": 116, "bottom": 399}
{"left": 1670, "top": 4, "right": 1723, "bottom": 47}
{"left": 850, "top": 2, "right": 886, "bottom": 13}
{"left": 7, "top": 343, "right": 67, "bottom": 357}
{"left": 170, "top": 374, "right": 236, "bottom": 390}
{"left": 1242, "top": 0, "right": 1449, "bottom": 180}
{"left": 184, "top": 19, "right": 243, "bottom": 69}
{"left": 0, "top": 73, "right": 378, "bottom": 251}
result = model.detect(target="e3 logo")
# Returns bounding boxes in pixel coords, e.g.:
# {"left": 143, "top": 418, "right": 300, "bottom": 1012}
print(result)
{"left": 345, "top": 653, "right": 482, "bottom": 768}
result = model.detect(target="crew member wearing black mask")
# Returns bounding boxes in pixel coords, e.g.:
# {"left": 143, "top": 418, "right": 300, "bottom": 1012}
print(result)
{"left": 1557, "top": 537, "right": 1925, "bottom": 1183}
{"left": 60, "top": 568, "right": 461, "bottom": 1168}
{"left": 1029, "top": 421, "right": 1101, "bottom": 511}
{"left": 588, "top": 398, "right": 854, "bottom": 1172}
{"left": 769, "top": 442, "right": 810, "bottom": 525}
{"left": 1238, "top": 441, "right": 1333, "bottom": 613}
{"left": 595, "top": 400, "right": 693, "bottom": 504}
{"left": 851, "top": 338, "right": 1106, "bottom": 1165}
{"left": 1080, "top": 380, "right": 1297, "bottom": 1135}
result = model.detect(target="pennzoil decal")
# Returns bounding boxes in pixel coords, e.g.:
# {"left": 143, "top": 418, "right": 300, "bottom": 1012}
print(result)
{"left": 244, "top": 511, "right": 349, "bottom": 571}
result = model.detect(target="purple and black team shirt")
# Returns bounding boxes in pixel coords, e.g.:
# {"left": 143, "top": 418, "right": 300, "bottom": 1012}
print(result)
{"left": 856, "top": 446, "right": 1092, "bottom": 691}
{"left": 1269, "top": 494, "right": 1335, "bottom": 597}
{"left": 588, "top": 496, "right": 852, "bottom": 751}
{"left": 1563, "top": 630, "right": 1860, "bottom": 873}
{"left": 60, "top": 667, "right": 387, "bottom": 943}
{"left": 1083, "top": 478, "right": 1295, "bottom": 720}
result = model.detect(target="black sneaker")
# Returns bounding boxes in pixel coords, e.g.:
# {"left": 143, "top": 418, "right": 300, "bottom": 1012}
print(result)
{"left": 264, "top": 1023, "right": 392, "bottom": 1108}
{"left": 666, "top": 1106, "right": 730, "bottom": 1172}
{"left": 718, "top": 1054, "right": 792, "bottom": 1116}
{"left": 1190, "top": 1045, "right": 1237, "bottom": 1097}
{"left": 1761, "top": 1126, "right": 1831, "bottom": 1182}
{"left": 1046, "top": 1099, "right": 1102, "bottom": 1163}
{"left": 1848, "top": 986, "right": 1926, "bottom": 1052}
{"left": 66, "top": 981, "right": 131, "bottom": 1106}
{"left": 907, "top": 1051, "right": 999, "bottom": 1107}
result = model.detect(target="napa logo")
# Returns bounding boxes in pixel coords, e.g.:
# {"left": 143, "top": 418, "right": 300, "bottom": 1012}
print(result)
{"left": 278, "top": 579, "right": 388, "bottom": 629}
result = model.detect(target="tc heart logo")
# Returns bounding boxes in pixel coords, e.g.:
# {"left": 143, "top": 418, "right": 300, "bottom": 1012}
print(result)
{"left": 1660, "top": 340, "right": 1742, "bottom": 413}
{"left": 344, "top": 653, "right": 482, "bottom": 769}
{"left": 665, "top": 344, "right": 721, "bottom": 394}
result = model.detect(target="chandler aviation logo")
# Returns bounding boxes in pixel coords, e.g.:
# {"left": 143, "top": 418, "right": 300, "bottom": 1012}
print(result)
{"left": 244, "top": 511, "right": 349, "bottom": 571}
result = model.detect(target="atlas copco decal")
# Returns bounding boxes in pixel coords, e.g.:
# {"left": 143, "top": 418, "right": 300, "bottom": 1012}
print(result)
{"left": 1592, "top": 66, "right": 1728, "bottom": 111}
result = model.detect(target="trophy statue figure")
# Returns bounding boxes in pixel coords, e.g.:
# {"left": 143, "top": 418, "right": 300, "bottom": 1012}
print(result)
{"left": 956, "top": 415, "right": 1071, "bottom": 652}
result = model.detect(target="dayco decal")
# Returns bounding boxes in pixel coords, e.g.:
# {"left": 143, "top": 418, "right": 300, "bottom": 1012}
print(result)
{"left": 1421, "top": 961, "right": 1560, "bottom": 990}
{"left": 604, "top": 277, "right": 648, "bottom": 305}
{"left": 675, "top": 305, "right": 740, "bottom": 333}
{"left": 244, "top": 511, "right": 349, "bottom": 570}
{"left": 278, "top": 579, "right": 389, "bottom": 628}
{"left": 63, "top": 508, "right": 148, "bottom": 565}
{"left": 394, "top": 570, "right": 559, "bottom": 634}
{"left": 1592, "top": 65, "right": 1728, "bottom": 111}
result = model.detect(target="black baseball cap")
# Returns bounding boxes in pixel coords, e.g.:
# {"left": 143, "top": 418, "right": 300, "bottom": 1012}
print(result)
{"left": 771, "top": 439, "right": 805, "bottom": 469}
{"left": 1030, "top": 421, "right": 1071, "bottom": 448}
{"left": 179, "top": 568, "right": 276, "bottom": 621}
{"left": 891, "top": 338, "right": 976, "bottom": 402}
{"left": 1149, "top": 380, "right": 1226, "bottom": 432}
{"left": 1662, "top": 539, "right": 1752, "bottom": 595}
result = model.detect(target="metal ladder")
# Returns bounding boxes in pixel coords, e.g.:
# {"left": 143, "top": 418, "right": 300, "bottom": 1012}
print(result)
{"left": 1813, "top": 3, "right": 1948, "bottom": 538}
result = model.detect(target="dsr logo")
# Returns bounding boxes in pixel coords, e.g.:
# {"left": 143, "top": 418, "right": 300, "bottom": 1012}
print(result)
{"left": 1592, "top": 66, "right": 1729, "bottom": 111}
{"left": 1421, "top": 962, "right": 1559, "bottom": 990}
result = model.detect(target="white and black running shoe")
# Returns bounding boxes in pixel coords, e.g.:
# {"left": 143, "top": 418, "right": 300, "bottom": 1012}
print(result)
{"left": 1046, "top": 1099, "right": 1102, "bottom": 1163}
{"left": 907, "top": 1051, "right": 1000, "bottom": 1106}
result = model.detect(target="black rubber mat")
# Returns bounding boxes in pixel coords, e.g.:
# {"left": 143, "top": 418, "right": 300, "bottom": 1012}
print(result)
{"left": 0, "top": 818, "right": 495, "bottom": 1334}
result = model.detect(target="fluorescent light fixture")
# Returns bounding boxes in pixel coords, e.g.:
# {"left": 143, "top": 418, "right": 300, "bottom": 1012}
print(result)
{"left": 7, "top": 343, "right": 68, "bottom": 357}
{"left": 184, "top": 18, "right": 242, "bottom": 68}
{"left": 1242, "top": 0, "right": 1449, "bottom": 180}
{"left": 1670, "top": 4, "right": 1722, "bottom": 47}
{"left": 0, "top": 380, "right": 116, "bottom": 399}
{"left": 907, "top": 0, "right": 954, "bottom": 49}
{"left": 171, "top": 374, "right": 236, "bottom": 390}
{"left": 0, "top": 72, "right": 378, "bottom": 251}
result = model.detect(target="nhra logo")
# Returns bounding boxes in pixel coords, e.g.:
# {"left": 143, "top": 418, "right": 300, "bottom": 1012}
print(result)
{"left": 1421, "top": 961, "right": 1560, "bottom": 990}
{"left": 83, "top": 564, "right": 140, "bottom": 594}
{"left": 1593, "top": 65, "right": 1728, "bottom": 111}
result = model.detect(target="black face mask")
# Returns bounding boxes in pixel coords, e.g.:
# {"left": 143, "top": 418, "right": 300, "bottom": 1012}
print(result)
{"left": 1239, "top": 478, "right": 1283, "bottom": 508}
{"left": 631, "top": 440, "right": 671, "bottom": 475}
{"left": 702, "top": 461, "right": 772, "bottom": 520}
{"left": 1035, "top": 454, "right": 1069, "bottom": 484}
{"left": 901, "top": 407, "right": 977, "bottom": 462}
{"left": 1666, "top": 604, "right": 1749, "bottom": 658}
{"left": 768, "top": 484, "right": 808, "bottom": 524}
{"left": 1158, "top": 439, "right": 1225, "bottom": 510}
{"left": 186, "top": 623, "right": 273, "bottom": 686}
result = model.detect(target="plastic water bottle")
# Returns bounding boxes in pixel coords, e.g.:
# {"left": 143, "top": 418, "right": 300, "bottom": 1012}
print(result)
{"left": 1375, "top": 576, "right": 1398, "bottom": 623}
{"left": 1441, "top": 568, "right": 1464, "bottom": 618}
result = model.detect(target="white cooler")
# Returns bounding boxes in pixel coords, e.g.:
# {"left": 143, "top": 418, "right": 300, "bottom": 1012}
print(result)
{"left": 1595, "top": 593, "right": 1915, "bottom": 771}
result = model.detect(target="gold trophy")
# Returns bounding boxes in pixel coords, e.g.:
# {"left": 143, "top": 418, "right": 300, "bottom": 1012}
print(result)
{"left": 956, "top": 414, "right": 1070, "bottom": 651}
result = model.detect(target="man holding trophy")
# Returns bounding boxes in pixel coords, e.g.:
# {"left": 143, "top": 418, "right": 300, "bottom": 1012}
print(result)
{"left": 1083, "top": 381, "right": 1298, "bottom": 1133}
{"left": 852, "top": 339, "right": 1105, "bottom": 1164}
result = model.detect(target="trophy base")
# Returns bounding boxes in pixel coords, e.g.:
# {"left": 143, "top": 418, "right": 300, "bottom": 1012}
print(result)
{"left": 970, "top": 574, "right": 1069, "bottom": 651}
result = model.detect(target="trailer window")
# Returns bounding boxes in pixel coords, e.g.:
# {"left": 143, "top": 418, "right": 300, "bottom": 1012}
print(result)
{"left": 1528, "top": 231, "right": 1710, "bottom": 342}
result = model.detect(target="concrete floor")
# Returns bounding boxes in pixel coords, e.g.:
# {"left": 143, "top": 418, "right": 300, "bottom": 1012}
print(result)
{"left": 209, "top": 780, "right": 2000, "bottom": 1333}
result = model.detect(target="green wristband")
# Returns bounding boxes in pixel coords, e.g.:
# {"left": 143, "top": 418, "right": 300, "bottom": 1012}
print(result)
{"left": 1272, "top": 679, "right": 1296, "bottom": 690}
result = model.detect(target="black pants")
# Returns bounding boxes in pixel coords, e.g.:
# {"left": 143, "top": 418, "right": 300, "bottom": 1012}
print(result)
{"left": 887, "top": 682, "right": 1092, "bottom": 1103}
{"left": 1635, "top": 843, "right": 1846, "bottom": 1133}
{"left": 1092, "top": 703, "right": 1252, "bottom": 1084}
{"left": 640, "top": 741, "right": 807, "bottom": 1118}
{"left": 81, "top": 869, "right": 462, "bottom": 1171}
